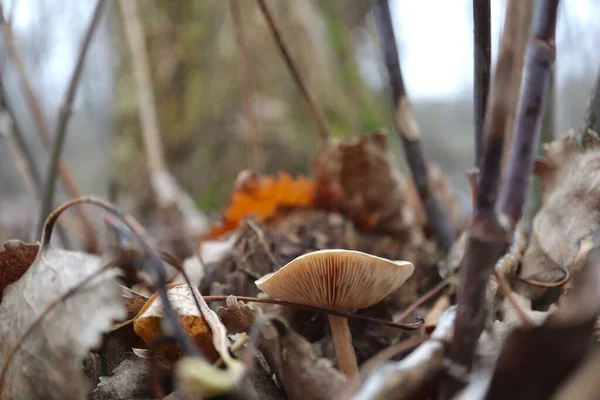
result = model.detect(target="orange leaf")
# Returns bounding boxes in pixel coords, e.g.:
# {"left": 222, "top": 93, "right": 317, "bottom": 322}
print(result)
{"left": 208, "top": 171, "right": 317, "bottom": 238}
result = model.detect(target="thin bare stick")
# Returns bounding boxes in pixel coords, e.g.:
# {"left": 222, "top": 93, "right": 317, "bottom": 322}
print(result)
{"left": 119, "top": 0, "right": 208, "bottom": 236}
{"left": 581, "top": 65, "right": 600, "bottom": 140}
{"left": 499, "top": 0, "right": 560, "bottom": 227}
{"left": 394, "top": 280, "right": 449, "bottom": 323}
{"left": 0, "top": 3, "right": 98, "bottom": 252}
{"left": 501, "top": 0, "right": 535, "bottom": 173}
{"left": 38, "top": 0, "right": 107, "bottom": 236}
{"left": 473, "top": 0, "right": 491, "bottom": 168}
{"left": 230, "top": 0, "right": 264, "bottom": 171}
{"left": 255, "top": 0, "right": 330, "bottom": 141}
{"left": 373, "top": 0, "right": 455, "bottom": 250}
{"left": 203, "top": 295, "right": 423, "bottom": 330}
{"left": 38, "top": 196, "right": 202, "bottom": 358}
{"left": 440, "top": 1, "right": 537, "bottom": 397}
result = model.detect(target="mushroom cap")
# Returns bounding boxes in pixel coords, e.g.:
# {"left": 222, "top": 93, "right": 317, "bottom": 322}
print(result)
{"left": 255, "top": 249, "right": 414, "bottom": 309}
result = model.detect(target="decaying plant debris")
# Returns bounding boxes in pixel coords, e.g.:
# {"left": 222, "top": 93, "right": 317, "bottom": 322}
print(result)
{"left": 1, "top": 0, "right": 600, "bottom": 399}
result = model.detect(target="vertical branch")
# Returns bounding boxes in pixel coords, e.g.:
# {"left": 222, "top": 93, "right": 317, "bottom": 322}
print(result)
{"left": 501, "top": 0, "right": 535, "bottom": 172}
{"left": 255, "top": 0, "right": 330, "bottom": 141}
{"left": 499, "top": 0, "right": 559, "bottom": 226}
{"left": 440, "top": 0, "right": 541, "bottom": 397}
{"left": 373, "top": 0, "right": 455, "bottom": 250}
{"left": 38, "top": 0, "right": 107, "bottom": 236}
{"left": 473, "top": 0, "right": 491, "bottom": 168}
{"left": 0, "top": 3, "right": 98, "bottom": 251}
{"left": 119, "top": 0, "right": 209, "bottom": 236}
{"left": 581, "top": 65, "right": 600, "bottom": 138}
{"left": 229, "top": 0, "right": 264, "bottom": 172}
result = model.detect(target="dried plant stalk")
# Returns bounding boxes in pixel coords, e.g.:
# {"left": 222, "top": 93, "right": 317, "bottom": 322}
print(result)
{"left": 473, "top": 0, "right": 491, "bottom": 168}
{"left": 373, "top": 0, "right": 455, "bottom": 250}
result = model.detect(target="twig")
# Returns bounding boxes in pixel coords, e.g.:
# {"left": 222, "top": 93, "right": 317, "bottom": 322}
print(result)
{"left": 440, "top": 1, "right": 539, "bottom": 397}
{"left": 581, "top": 65, "right": 600, "bottom": 139}
{"left": 373, "top": 0, "right": 455, "bottom": 250}
{"left": 203, "top": 295, "right": 423, "bottom": 330}
{"left": 119, "top": 0, "right": 209, "bottom": 236}
{"left": 230, "top": 0, "right": 264, "bottom": 171}
{"left": 473, "top": 0, "right": 491, "bottom": 168}
{"left": 394, "top": 280, "right": 449, "bottom": 323}
{"left": 0, "top": 3, "right": 98, "bottom": 252}
{"left": 38, "top": 0, "right": 107, "bottom": 237}
{"left": 498, "top": 0, "right": 559, "bottom": 227}
{"left": 255, "top": 0, "right": 330, "bottom": 141}
{"left": 501, "top": 0, "right": 535, "bottom": 173}
{"left": 38, "top": 197, "right": 202, "bottom": 357}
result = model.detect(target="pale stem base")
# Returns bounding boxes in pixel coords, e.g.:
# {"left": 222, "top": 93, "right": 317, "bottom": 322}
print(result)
{"left": 328, "top": 314, "right": 358, "bottom": 377}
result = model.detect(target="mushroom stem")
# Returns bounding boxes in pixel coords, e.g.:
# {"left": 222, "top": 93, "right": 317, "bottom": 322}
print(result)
{"left": 328, "top": 314, "right": 358, "bottom": 377}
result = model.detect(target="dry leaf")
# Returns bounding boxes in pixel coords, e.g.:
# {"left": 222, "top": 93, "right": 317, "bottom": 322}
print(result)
{"left": 0, "top": 247, "right": 126, "bottom": 400}
{"left": 0, "top": 240, "right": 38, "bottom": 302}
{"left": 218, "top": 296, "right": 348, "bottom": 400}
{"left": 89, "top": 357, "right": 153, "bottom": 400}
{"left": 312, "top": 131, "right": 413, "bottom": 233}
{"left": 209, "top": 171, "right": 317, "bottom": 238}
{"left": 133, "top": 283, "right": 220, "bottom": 362}
{"left": 518, "top": 132, "right": 600, "bottom": 300}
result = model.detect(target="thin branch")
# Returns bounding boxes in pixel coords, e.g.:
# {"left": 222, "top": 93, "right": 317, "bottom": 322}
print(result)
{"left": 0, "top": 3, "right": 98, "bottom": 252}
{"left": 38, "top": 0, "right": 107, "bottom": 237}
{"left": 230, "top": 0, "right": 264, "bottom": 171}
{"left": 202, "top": 295, "right": 423, "bottom": 330}
{"left": 498, "top": 0, "right": 559, "bottom": 227}
{"left": 373, "top": 0, "right": 455, "bottom": 250}
{"left": 501, "top": 0, "right": 535, "bottom": 173}
{"left": 581, "top": 65, "right": 600, "bottom": 138}
{"left": 255, "top": 0, "right": 330, "bottom": 141}
{"left": 440, "top": 0, "right": 541, "bottom": 397}
{"left": 394, "top": 279, "right": 449, "bottom": 323}
{"left": 473, "top": 0, "right": 491, "bottom": 168}
{"left": 119, "top": 0, "right": 209, "bottom": 236}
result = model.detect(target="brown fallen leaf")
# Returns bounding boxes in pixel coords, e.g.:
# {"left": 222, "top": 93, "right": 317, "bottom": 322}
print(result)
{"left": 133, "top": 283, "right": 220, "bottom": 362}
{"left": 0, "top": 248, "right": 126, "bottom": 400}
{"left": 518, "top": 131, "right": 600, "bottom": 300}
{"left": 312, "top": 131, "right": 413, "bottom": 233}
{"left": 0, "top": 240, "right": 39, "bottom": 302}
{"left": 218, "top": 296, "right": 348, "bottom": 400}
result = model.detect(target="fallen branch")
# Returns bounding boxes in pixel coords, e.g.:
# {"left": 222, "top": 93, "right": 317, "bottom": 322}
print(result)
{"left": 580, "top": 65, "right": 600, "bottom": 140}
{"left": 255, "top": 0, "right": 330, "bottom": 141}
{"left": 373, "top": 0, "right": 455, "bottom": 250}
{"left": 0, "top": 3, "right": 98, "bottom": 252}
{"left": 38, "top": 0, "right": 107, "bottom": 236}
{"left": 473, "top": 0, "right": 491, "bottom": 168}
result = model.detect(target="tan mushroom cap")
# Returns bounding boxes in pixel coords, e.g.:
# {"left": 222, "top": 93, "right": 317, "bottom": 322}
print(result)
{"left": 255, "top": 249, "right": 414, "bottom": 310}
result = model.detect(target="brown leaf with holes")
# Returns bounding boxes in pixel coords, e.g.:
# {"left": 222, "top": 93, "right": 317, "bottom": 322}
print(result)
{"left": 209, "top": 171, "right": 317, "bottom": 238}
{"left": 0, "top": 240, "right": 39, "bottom": 303}
{"left": 312, "top": 131, "right": 413, "bottom": 233}
{"left": 518, "top": 132, "right": 600, "bottom": 300}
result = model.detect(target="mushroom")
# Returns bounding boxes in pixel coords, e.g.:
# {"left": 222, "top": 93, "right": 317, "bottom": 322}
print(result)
{"left": 255, "top": 249, "right": 414, "bottom": 377}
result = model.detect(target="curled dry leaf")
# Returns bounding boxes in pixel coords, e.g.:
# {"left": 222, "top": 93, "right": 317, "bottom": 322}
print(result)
{"left": 0, "top": 248, "right": 126, "bottom": 400}
{"left": 209, "top": 171, "right": 317, "bottom": 238}
{"left": 135, "top": 284, "right": 246, "bottom": 398}
{"left": 0, "top": 240, "right": 39, "bottom": 302}
{"left": 312, "top": 131, "right": 414, "bottom": 233}
{"left": 218, "top": 296, "right": 348, "bottom": 400}
{"left": 518, "top": 132, "right": 600, "bottom": 300}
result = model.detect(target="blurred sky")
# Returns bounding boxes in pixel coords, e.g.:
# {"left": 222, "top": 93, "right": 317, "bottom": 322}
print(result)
{"left": 375, "top": 0, "right": 600, "bottom": 100}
